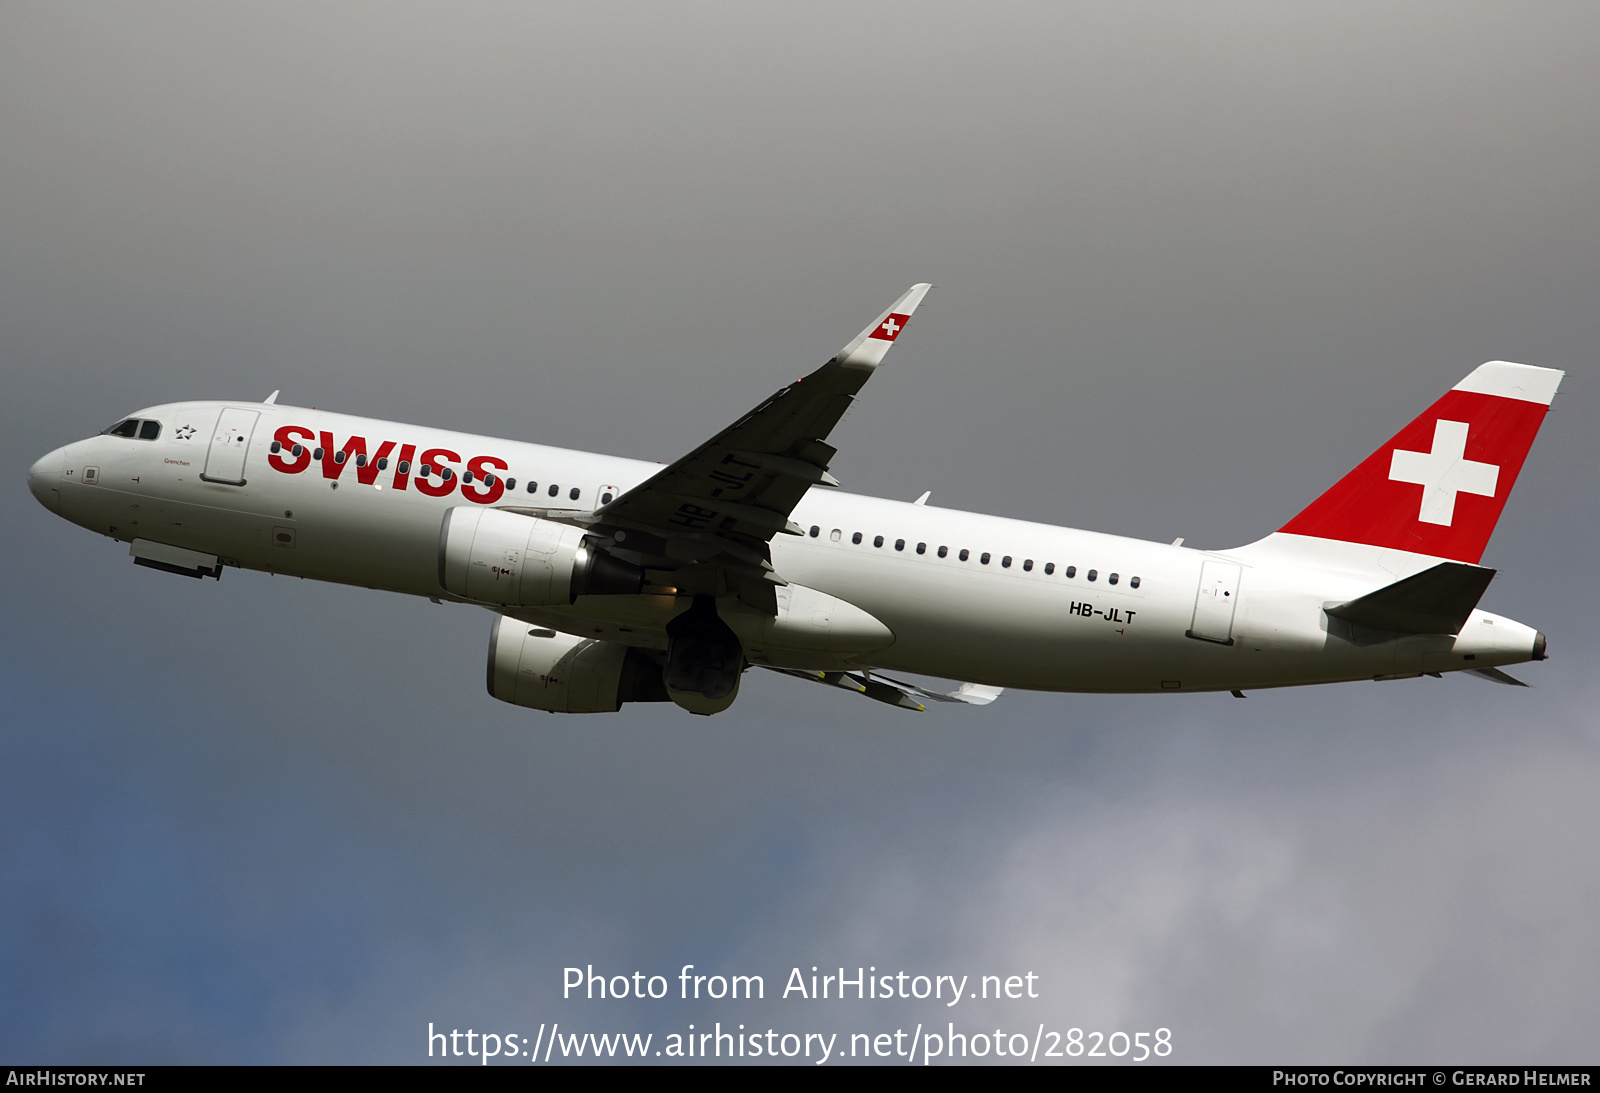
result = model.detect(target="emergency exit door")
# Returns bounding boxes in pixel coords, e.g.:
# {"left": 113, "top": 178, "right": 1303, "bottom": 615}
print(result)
{"left": 201, "top": 408, "right": 260, "bottom": 485}
{"left": 1187, "top": 560, "right": 1242, "bottom": 645}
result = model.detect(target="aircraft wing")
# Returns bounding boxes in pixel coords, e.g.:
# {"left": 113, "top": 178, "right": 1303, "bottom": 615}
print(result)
{"left": 573, "top": 284, "right": 932, "bottom": 609}
{"left": 764, "top": 666, "right": 1004, "bottom": 712}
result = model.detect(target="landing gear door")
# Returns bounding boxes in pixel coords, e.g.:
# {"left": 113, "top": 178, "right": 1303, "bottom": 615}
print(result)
{"left": 201, "top": 408, "right": 261, "bottom": 485}
{"left": 1187, "top": 560, "right": 1242, "bottom": 645}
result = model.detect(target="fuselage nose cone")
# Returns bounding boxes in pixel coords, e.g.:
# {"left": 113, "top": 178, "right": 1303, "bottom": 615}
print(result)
{"left": 28, "top": 448, "right": 64, "bottom": 512}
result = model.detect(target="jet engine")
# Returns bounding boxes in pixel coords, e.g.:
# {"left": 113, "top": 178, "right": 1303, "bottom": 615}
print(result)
{"left": 487, "top": 616, "right": 668, "bottom": 713}
{"left": 440, "top": 507, "right": 643, "bottom": 606}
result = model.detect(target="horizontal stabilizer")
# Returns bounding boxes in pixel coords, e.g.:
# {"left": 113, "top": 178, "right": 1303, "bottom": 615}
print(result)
{"left": 1466, "top": 666, "right": 1528, "bottom": 687}
{"left": 1325, "top": 561, "right": 1495, "bottom": 635}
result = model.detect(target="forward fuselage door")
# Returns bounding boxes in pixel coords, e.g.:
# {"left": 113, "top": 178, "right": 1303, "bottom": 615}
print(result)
{"left": 201, "top": 408, "right": 261, "bottom": 485}
{"left": 1187, "top": 559, "right": 1242, "bottom": 645}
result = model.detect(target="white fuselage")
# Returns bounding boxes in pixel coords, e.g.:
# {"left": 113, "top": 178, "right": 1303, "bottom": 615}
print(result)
{"left": 29, "top": 401, "right": 1544, "bottom": 694}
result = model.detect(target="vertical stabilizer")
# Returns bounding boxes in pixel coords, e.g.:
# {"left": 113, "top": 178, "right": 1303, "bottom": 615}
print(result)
{"left": 1275, "top": 361, "right": 1562, "bottom": 564}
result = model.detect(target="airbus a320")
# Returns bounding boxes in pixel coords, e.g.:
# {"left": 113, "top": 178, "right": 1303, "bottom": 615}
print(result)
{"left": 28, "top": 285, "right": 1560, "bottom": 715}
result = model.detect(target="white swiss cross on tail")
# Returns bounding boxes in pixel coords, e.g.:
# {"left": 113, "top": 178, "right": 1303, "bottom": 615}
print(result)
{"left": 1277, "top": 361, "right": 1562, "bottom": 564}
{"left": 1388, "top": 419, "right": 1499, "bottom": 526}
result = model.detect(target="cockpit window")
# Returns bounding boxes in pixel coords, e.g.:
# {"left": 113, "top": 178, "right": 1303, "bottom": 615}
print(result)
{"left": 101, "top": 418, "right": 162, "bottom": 440}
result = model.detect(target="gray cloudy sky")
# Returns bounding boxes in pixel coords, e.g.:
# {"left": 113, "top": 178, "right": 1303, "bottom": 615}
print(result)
{"left": 3, "top": 1, "right": 1598, "bottom": 1064}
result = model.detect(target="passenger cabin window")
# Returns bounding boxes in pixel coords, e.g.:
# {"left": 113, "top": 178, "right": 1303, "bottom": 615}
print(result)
{"left": 980, "top": 552, "right": 991, "bottom": 565}
{"left": 139, "top": 420, "right": 160, "bottom": 440}
{"left": 462, "top": 471, "right": 474, "bottom": 483}
{"left": 527, "top": 481, "right": 538, "bottom": 493}
{"left": 1001, "top": 556, "right": 1012, "bottom": 568}
{"left": 355, "top": 453, "right": 367, "bottom": 467}
{"left": 601, "top": 491, "right": 613, "bottom": 504}
{"left": 1130, "top": 576, "right": 1141, "bottom": 589}
{"left": 852, "top": 532, "right": 863, "bottom": 545}
{"left": 1065, "top": 566, "right": 1077, "bottom": 578}
{"left": 570, "top": 488, "right": 580, "bottom": 501}
{"left": 916, "top": 543, "right": 926, "bottom": 554}
{"left": 548, "top": 484, "right": 559, "bottom": 497}
{"left": 1087, "top": 569, "right": 1098, "bottom": 582}
{"left": 895, "top": 539, "right": 905, "bottom": 551}
{"left": 270, "top": 441, "right": 281, "bottom": 454}
{"left": 830, "top": 529, "right": 841, "bottom": 542}
{"left": 1022, "top": 559, "right": 1033, "bottom": 571}
{"left": 873, "top": 535, "right": 884, "bottom": 548}
{"left": 314, "top": 448, "right": 326, "bottom": 460}
{"left": 1044, "top": 562, "right": 1054, "bottom": 574}
{"left": 293, "top": 444, "right": 305, "bottom": 458}
{"left": 379, "top": 457, "right": 390, "bottom": 471}
{"left": 810, "top": 526, "right": 820, "bottom": 538}
{"left": 397, "top": 459, "right": 409, "bottom": 473}
{"left": 1109, "top": 573, "right": 1119, "bottom": 585}
{"left": 938, "top": 546, "right": 948, "bottom": 558}
{"left": 958, "top": 549, "right": 969, "bottom": 561}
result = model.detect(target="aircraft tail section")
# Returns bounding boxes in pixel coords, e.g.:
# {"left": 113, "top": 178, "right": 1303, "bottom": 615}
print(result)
{"left": 1276, "top": 361, "right": 1562, "bottom": 564}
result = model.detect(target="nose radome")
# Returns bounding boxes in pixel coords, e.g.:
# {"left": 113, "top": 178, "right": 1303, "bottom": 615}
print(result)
{"left": 28, "top": 448, "right": 64, "bottom": 512}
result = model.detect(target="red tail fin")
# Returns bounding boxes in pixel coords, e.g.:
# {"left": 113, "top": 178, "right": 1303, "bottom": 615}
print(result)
{"left": 1278, "top": 361, "right": 1562, "bottom": 564}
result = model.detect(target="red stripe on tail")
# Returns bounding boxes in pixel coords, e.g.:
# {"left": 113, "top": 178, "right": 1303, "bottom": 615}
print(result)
{"left": 1278, "top": 386, "right": 1552, "bottom": 564}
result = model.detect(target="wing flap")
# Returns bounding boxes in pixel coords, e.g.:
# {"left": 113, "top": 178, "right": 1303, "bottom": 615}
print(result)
{"left": 765, "top": 666, "right": 1003, "bottom": 712}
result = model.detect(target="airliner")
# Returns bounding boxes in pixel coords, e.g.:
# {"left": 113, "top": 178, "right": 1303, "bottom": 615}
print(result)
{"left": 27, "top": 285, "right": 1561, "bottom": 715}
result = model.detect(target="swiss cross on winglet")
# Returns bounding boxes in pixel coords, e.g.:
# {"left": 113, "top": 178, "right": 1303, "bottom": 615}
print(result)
{"left": 834, "top": 284, "right": 932, "bottom": 372}
{"left": 870, "top": 313, "right": 910, "bottom": 342}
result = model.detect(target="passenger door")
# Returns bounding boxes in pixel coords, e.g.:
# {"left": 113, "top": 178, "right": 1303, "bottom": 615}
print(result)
{"left": 201, "top": 408, "right": 260, "bottom": 485}
{"left": 1187, "top": 560, "right": 1242, "bottom": 645}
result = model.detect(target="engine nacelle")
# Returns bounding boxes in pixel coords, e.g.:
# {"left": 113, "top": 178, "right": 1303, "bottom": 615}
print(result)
{"left": 439, "top": 507, "right": 644, "bottom": 606}
{"left": 487, "top": 616, "right": 668, "bottom": 713}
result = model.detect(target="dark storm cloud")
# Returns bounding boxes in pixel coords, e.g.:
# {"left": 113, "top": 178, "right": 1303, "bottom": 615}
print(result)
{"left": 3, "top": 1, "right": 1597, "bottom": 1063}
